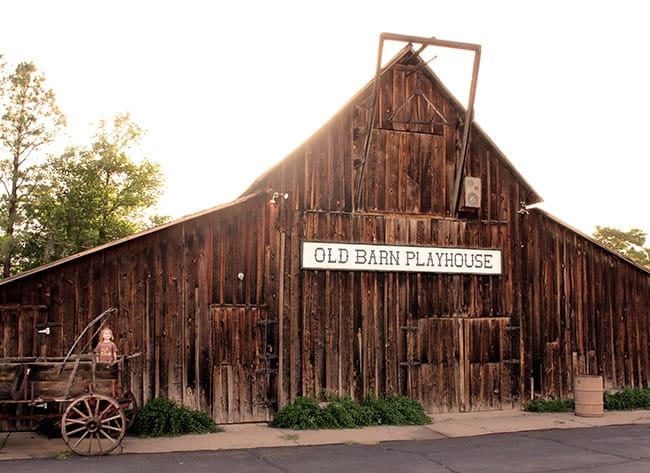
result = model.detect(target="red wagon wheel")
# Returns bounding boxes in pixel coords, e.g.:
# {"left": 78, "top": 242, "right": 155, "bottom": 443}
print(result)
{"left": 61, "top": 393, "right": 126, "bottom": 456}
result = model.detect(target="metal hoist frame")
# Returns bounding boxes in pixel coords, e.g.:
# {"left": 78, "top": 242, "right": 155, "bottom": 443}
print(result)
{"left": 354, "top": 32, "right": 481, "bottom": 217}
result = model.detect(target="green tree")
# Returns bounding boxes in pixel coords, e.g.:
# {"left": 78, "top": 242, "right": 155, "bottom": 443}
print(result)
{"left": 593, "top": 226, "right": 650, "bottom": 267}
{"left": 0, "top": 60, "right": 66, "bottom": 277}
{"left": 20, "top": 113, "right": 167, "bottom": 270}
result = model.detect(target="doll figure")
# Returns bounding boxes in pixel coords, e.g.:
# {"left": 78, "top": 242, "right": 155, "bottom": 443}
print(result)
{"left": 95, "top": 327, "right": 118, "bottom": 362}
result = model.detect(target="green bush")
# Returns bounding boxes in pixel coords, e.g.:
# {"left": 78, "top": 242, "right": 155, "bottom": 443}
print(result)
{"left": 604, "top": 387, "right": 650, "bottom": 410}
{"left": 133, "top": 398, "right": 221, "bottom": 437}
{"left": 372, "top": 394, "right": 432, "bottom": 425}
{"left": 320, "top": 397, "right": 360, "bottom": 428}
{"left": 269, "top": 396, "right": 323, "bottom": 430}
{"left": 523, "top": 398, "right": 575, "bottom": 413}
{"left": 269, "top": 394, "right": 430, "bottom": 430}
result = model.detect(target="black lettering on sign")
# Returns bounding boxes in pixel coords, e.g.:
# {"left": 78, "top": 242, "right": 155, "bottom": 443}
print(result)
{"left": 355, "top": 249, "right": 367, "bottom": 264}
{"left": 314, "top": 247, "right": 326, "bottom": 263}
{"left": 406, "top": 251, "right": 416, "bottom": 266}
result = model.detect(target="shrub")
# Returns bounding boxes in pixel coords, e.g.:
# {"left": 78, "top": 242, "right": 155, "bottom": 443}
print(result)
{"left": 523, "top": 398, "right": 575, "bottom": 413}
{"left": 133, "top": 398, "right": 221, "bottom": 437}
{"left": 371, "top": 394, "right": 432, "bottom": 425}
{"left": 270, "top": 394, "right": 430, "bottom": 430}
{"left": 319, "top": 398, "right": 358, "bottom": 428}
{"left": 269, "top": 396, "right": 323, "bottom": 429}
{"left": 525, "top": 398, "right": 573, "bottom": 413}
{"left": 604, "top": 387, "right": 650, "bottom": 410}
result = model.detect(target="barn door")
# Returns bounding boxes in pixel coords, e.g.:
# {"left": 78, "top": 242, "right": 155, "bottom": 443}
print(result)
{"left": 408, "top": 317, "right": 515, "bottom": 412}
{"left": 461, "top": 317, "right": 516, "bottom": 411}
{"left": 406, "top": 317, "right": 461, "bottom": 413}
{"left": 210, "top": 305, "right": 276, "bottom": 424}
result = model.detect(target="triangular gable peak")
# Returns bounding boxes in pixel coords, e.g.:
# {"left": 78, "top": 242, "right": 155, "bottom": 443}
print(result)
{"left": 243, "top": 43, "right": 542, "bottom": 220}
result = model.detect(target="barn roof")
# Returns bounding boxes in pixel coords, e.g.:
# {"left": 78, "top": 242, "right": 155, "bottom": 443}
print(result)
{"left": 0, "top": 190, "right": 265, "bottom": 286}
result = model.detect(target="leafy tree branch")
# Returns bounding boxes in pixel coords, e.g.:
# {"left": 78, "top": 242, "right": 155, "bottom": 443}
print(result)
{"left": 593, "top": 226, "right": 650, "bottom": 267}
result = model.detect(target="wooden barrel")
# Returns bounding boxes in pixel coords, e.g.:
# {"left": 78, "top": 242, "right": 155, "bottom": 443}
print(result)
{"left": 574, "top": 375, "right": 604, "bottom": 417}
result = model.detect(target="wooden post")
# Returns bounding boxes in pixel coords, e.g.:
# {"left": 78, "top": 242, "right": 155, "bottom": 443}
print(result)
{"left": 194, "top": 287, "right": 200, "bottom": 409}
{"left": 457, "top": 318, "right": 467, "bottom": 412}
{"left": 277, "top": 231, "right": 286, "bottom": 408}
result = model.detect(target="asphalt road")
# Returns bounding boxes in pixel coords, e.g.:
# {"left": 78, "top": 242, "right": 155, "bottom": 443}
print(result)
{"left": 4, "top": 424, "right": 650, "bottom": 473}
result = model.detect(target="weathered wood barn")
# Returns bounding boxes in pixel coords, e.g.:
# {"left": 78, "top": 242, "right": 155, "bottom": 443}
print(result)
{"left": 1, "top": 34, "right": 650, "bottom": 423}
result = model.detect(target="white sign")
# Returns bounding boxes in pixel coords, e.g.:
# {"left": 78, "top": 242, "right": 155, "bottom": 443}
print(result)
{"left": 301, "top": 241, "right": 502, "bottom": 275}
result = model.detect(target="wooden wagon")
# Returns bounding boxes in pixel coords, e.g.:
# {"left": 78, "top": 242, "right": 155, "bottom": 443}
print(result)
{"left": 0, "top": 308, "right": 137, "bottom": 456}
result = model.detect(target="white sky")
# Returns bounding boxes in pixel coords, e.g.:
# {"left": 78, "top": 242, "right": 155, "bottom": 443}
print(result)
{"left": 1, "top": 0, "right": 648, "bottom": 239}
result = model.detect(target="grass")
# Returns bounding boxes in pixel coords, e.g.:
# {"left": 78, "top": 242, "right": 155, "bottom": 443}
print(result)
{"left": 51, "top": 450, "right": 74, "bottom": 459}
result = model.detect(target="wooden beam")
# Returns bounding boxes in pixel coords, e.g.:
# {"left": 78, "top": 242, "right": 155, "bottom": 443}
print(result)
{"left": 0, "top": 305, "right": 48, "bottom": 311}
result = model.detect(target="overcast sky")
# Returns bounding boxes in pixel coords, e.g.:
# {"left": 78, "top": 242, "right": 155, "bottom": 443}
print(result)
{"left": 1, "top": 0, "right": 648, "bottom": 239}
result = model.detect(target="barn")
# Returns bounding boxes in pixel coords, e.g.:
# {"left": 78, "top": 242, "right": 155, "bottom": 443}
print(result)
{"left": 1, "top": 33, "right": 649, "bottom": 424}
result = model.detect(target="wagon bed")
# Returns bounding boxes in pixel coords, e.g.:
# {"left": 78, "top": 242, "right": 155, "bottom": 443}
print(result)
{"left": 1, "top": 355, "right": 123, "bottom": 402}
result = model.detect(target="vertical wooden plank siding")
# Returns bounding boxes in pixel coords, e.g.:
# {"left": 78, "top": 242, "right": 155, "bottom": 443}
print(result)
{"left": 523, "top": 209, "right": 650, "bottom": 398}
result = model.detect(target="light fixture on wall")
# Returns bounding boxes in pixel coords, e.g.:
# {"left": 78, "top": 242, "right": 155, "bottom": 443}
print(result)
{"left": 269, "top": 191, "right": 289, "bottom": 205}
{"left": 518, "top": 201, "right": 530, "bottom": 215}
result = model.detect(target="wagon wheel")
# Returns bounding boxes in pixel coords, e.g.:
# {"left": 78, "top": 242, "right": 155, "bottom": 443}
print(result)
{"left": 61, "top": 393, "right": 126, "bottom": 456}
{"left": 119, "top": 390, "right": 138, "bottom": 430}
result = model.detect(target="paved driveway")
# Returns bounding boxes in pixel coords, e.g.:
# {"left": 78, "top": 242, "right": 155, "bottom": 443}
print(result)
{"left": 3, "top": 424, "right": 650, "bottom": 473}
